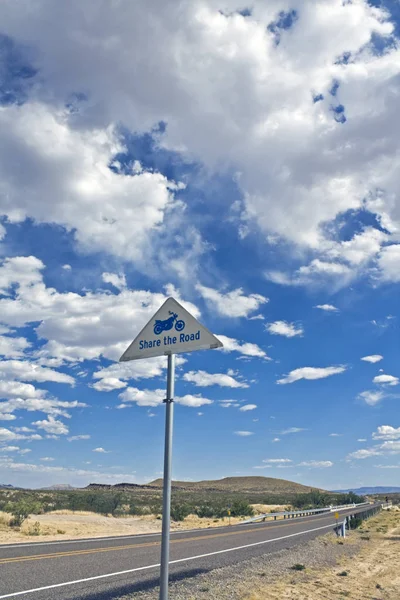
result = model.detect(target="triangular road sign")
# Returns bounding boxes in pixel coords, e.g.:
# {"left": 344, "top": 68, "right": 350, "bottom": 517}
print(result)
{"left": 119, "top": 297, "right": 223, "bottom": 362}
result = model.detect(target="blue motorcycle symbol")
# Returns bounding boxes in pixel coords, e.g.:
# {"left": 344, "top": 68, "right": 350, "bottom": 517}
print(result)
{"left": 154, "top": 311, "right": 185, "bottom": 335}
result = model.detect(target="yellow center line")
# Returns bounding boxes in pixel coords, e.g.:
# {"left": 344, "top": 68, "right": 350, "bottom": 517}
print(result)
{"left": 0, "top": 515, "right": 337, "bottom": 566}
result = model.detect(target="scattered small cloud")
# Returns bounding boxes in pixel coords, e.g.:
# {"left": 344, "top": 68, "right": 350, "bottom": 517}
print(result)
{"left": 298, "top": 460, "right": 333, "bottom": 468}
{"left": 239, "top": 404, "right": 257, "bottom": 412}
{"left": 67, "top": 434, "right": 91, "bottom": 442}
{"left": 373, "top": 374, "right": 399, "bottom": 386}
{"left": 93, "top": 447, "right": 111, "bottom": 453}
{"left": 348, "top": 448, "right": 381, "bottom": 460}
{"left": 266, "top": 321, "right": 303, "bottom": 338}
{"left": 40, "top": 457, "right": 55, "bottom": 462}
{"left": 183, "top": 370, "right": 248, "bottom": 388}
{"left": 263, "top": 458, "right": 292, "bottom": 464}
{"left": 358, "top": 390, "right": 387, "bottom": 406}
{"left": 277, "top": 366, "right": 346, "bottom": 385}
{"left": 361, "top": 355, "right": 383, "bottom": 364}
{"left": 357, "top": 438, "right": 367, "bottom": 442}
{"left": 234, "top": 431, "right": 254, "bottom": 437}
{"left": 329, "top": 433, "right": 342, "bottom": 437}
{"left": 217, "top": 335, "right": 270, "bottom": 360}
{"left": 314, "top": 304, "right": 339, "bottom": 312}
{"left": 92, "top": 377, "right": 127, "bottom": 392}
{"left": 280, "top": 427, "right": 307, "bottom": 435}
{"left": 272, "top": 438, "right": 280, "bottom": 443}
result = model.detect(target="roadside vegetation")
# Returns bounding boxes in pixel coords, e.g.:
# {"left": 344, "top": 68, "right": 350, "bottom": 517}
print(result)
{"left": 0, "top": 488, "right": 366, "bottom": 528}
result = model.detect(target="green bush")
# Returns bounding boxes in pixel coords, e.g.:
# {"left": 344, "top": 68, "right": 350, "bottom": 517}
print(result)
{"left": 170, "top": 504, "right": 191, "bottom": 521}
{"left": 195, "top": 505, "right": 217, "bottom": 519}
{"left": 9, "top": 501, "right": 42, "bottom": 527}
{"left": 349, "top": 516, "right": 362, "bottom": 530}
{"left": 291, "top": 564, "right": 305, "bottom": 571}
{"left": 230, "top": 499, "right": 254, "bottom": 517}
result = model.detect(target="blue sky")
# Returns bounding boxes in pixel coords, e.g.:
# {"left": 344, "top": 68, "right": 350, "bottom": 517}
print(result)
{"left": 0, "top": 0, "right": 399, "bottom": 490}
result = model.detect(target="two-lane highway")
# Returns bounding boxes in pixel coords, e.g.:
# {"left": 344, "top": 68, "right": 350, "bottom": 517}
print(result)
{"left": 0, "top": 505, "right": 378, "bottom": 600}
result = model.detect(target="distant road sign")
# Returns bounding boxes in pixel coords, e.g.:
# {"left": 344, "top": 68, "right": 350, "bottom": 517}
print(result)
{"left": 119, "top": 297, "right": 222, "bottom": 361}
{"left": 334, "top": 512, "right": 339, "bottom": 520}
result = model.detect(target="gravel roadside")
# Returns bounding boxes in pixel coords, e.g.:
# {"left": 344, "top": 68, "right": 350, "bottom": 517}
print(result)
{"left": 118, "top": 530, "right": 361, "bottom": 600}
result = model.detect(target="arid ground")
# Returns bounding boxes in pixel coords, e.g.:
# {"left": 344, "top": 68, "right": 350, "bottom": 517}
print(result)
{"left": 0, "top": 504, "right": 287, "bottom": 543}
{"left": 242, "top": 507, "right": 400, "bottom": 600}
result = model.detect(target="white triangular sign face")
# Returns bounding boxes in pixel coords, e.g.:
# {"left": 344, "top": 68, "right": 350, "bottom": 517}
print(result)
{"left": 119, "top": 297, "right": 223, "bottom": 362}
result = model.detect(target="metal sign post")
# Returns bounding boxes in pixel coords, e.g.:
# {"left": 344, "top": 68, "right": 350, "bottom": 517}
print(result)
{"left": 119, "top": 297, "right": 223, "bottom": 600}
{"left": 159, "top": 354, "right": 175, "bottom": 600}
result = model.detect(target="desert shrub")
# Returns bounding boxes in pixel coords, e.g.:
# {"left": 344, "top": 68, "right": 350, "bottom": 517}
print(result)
{"left": 9, "top": 500, "right": 42, "bottom": 527}
{"left": 26, "top": 521, "right": 41, "bottom": 536}
{"left": 291, "top": 564, "right": 306, "bottom": 571}
{"left": 195, "top": 505, "right": 216, "bottom": 519}
{"left": 170, "top": 503, "right": 191, "bottom": 521}
{"left": 349, "top": 516, "right": 362, "bottom": 530}
{"left": 230, "top": 499, "right": 254, "bottom": 517}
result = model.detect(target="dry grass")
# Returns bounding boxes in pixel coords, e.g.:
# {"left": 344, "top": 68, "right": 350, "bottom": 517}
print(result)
{"left": 0, "top": 508, "right": 256, "bottom": 544}
{"left": 251, "top": 504, "right": 290, "bottom": 514}
{"left": 241, "top": 508, "right": 400, "bottom": 600}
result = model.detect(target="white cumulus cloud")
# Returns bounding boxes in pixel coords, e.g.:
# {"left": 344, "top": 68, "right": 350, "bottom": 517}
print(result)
{"left": 118, "top": 387, "right": 213, "bottom": 408}
{"left": 239, "top": 404, "right": 257, "bottom": 412}
{"left": 361, "top": 355, "right": 383, "bottom": 363}
{"left": 196, "top": 284, "right": 268, "bottom": 318}
{"left": 32, "top": 416, "right": 69, "bottom": 435}
{"left": 372, "top": 426, "right": 400, "bottom": 441}
{"left": 217, "top": 335, "right": 270, "bottom": 360}
{"left": 266, "top": 321, "right": 304, "bottom": 338}
{"left": 373, "top": 374, "right": 399, "bottom": 386}
{"left": 183, "top": 370, "right": 248, "bottom": 388}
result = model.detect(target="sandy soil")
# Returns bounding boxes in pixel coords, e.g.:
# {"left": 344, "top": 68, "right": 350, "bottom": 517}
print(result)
{"left": 243, "top": 507, "right": 400, "bottom": 600}
{"left": 0, "top": 504, "right": 286, "bottom": 544}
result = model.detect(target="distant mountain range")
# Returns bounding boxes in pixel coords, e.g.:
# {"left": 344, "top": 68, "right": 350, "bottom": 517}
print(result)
{"left": 0, "top": 484, "right": 15, "bottom": 489}
{"left": 333, "top": 486, "right": 400, "bottom": 494}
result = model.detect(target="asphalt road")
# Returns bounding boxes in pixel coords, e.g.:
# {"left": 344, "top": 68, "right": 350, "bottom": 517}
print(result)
{"left": 0, "top": 505, "right": 377, "bottom": 600}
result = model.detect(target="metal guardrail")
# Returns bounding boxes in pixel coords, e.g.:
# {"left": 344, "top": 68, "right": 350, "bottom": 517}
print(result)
{"left": 241, "top": 501, "right": 371, "bottom": 525}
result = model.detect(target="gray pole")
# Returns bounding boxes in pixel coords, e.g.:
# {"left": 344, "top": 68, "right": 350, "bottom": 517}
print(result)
{"left": 159, "top": 353, "right": 175, "bottom": 600}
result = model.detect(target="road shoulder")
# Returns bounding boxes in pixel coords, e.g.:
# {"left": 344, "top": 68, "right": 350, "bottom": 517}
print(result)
{"left": 121, "top": 508, "right": 399, "bottom": 600}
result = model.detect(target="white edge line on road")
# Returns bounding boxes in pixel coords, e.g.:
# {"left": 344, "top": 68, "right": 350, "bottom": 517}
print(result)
{"left": 0, "top": 522, "right": 335, "bottom": 599}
